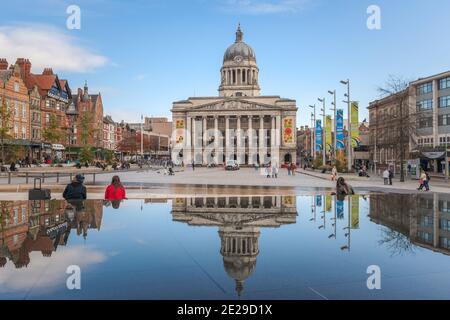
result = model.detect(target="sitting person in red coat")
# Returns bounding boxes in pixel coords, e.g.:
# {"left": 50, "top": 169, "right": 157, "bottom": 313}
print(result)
{"left": 104, "top": 175, "right": 127, "bottom": 201}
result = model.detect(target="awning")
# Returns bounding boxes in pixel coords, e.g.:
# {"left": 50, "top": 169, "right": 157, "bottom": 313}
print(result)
{"left": 422, "top": 151, "right": 445, "bottom": 159}
{"left": 52, "top": 144, "right": 66, "bottom": 151}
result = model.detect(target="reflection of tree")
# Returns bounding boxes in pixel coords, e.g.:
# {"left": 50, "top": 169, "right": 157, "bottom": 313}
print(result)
{"left": 378, "top": 227, "right": 416, "bottom": 257}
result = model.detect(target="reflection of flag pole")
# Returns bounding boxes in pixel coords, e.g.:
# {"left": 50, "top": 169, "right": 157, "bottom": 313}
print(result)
{"left": 348, "top": 196, "right": 352, "bottom": 251}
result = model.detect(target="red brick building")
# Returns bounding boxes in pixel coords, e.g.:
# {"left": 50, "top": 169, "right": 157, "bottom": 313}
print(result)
{"left": 15, "top": 58, "right": 72, "bottom": 159}
{"left": 0, "top": 60, "right": 31, "bottom": 161}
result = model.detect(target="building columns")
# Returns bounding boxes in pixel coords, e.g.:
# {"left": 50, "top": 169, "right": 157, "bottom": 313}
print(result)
{"left": 185, "top": 116, "right": 192, "bottom": 164}
{"left": 248, "top": 115, "right": 254, "bottom": 165}
{"left": 214, "top": 116, "right": 220, "bottom": 165}
{"left": 237, "top": 116, "right": 244, "bottom": 165}
{"left": 259, "top": 116, "right": 265, "bottom": 165}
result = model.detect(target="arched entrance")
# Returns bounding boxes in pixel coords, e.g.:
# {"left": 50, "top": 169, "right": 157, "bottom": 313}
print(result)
{"left": 284, "top": 153, "right": 292, "bottom": 164}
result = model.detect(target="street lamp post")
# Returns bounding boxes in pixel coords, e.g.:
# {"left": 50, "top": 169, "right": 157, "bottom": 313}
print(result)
{"left": 308, "top": 104, "right": 316, "bottom": 159}
{"left": 318, "top": 98, "right": 326, "bottom": 167}
{"left": 341, "top": 79, "right": 352, "bottom": 171}
{"left": 446, "top": 133, "right": 449, "bottom": 182}
{"left": 328, "top": 90, "right": 337, "bottom": 163}
{"left": 310, "top": 112, "right": 314, "bottom": 162}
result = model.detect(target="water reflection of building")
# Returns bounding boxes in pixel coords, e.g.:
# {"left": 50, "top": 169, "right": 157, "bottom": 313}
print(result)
{"left": 369, "top": 193, "right": 450, "bottom": 255}
{"left": 172, "top": 195, "right": 297, "bottom": 297}
{"left": 0, "top": 200, "right": 103, "bottom": 269}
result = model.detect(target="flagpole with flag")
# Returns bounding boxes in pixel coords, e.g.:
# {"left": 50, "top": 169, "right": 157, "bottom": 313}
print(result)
{"left": 141, "top": 114, "right": 144, "bottom": 162}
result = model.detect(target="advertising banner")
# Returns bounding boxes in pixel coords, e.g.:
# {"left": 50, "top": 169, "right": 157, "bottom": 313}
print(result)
{"left": 351, "top": 102, "right": 360, "bottom": 148}
{"left": 326, "top": 115, "right": 332, "bottom": 153}
{"left": 337, "top": 199, "right": 344, "bottom": 219}
{"left": 351, "top": 196, "right": 359, "bottom": 229}
{"left": 315, "top": 120, "right": 322, "bottom": 152}
{"left": 336, "top": 109, "right": 345, "bottom": 150}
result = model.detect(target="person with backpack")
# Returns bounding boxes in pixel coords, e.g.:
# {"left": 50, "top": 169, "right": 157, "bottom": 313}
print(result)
{"left": 63, "top": 174, "right": 87, "bottom": 200}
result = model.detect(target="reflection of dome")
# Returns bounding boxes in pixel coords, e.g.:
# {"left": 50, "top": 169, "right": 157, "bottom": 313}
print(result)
{"left": 223, "top": 25, "right": 256, "bottom": 63}
{"left": 223, "top": 256, "right": 257, "bottom": 297}
{"left": 219, "top": 227, "right": 260, "bottom": 297}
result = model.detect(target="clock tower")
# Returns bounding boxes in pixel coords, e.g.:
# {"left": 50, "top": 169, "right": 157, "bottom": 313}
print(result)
{"left": 218, "top": 24, "right": 261, "bottom": 97}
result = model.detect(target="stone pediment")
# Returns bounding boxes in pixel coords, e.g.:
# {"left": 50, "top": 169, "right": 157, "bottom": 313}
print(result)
{"left": 191, "top": 99, "right": 282, "bottom": 112}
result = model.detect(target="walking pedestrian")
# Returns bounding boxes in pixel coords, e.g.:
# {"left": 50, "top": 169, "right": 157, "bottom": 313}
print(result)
{"left": 383, "top": 168, "right": 389, "bottom": 185}
{"left": 418, "top": 170, "right": 430, "bottom": 191}
{"left": 272, "top": 163, "right": 278, "bottom": 178}
{"left": 331, "top": 166, "right": 338, "bottom": 181}
{"left": 266, "top": 165, "right": 271, "bottom": 178}
{"left": 388, "top": 167, "right": 394, "bottom": 185}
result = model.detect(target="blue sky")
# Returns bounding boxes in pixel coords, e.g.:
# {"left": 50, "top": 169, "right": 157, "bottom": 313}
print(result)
{"left": 1, "top": 0, "right": 450, "bottom": 126}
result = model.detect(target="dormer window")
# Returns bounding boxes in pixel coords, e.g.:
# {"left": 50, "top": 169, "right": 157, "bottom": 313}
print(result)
{"left": 14, "top": 82, "right": 19, "bottom": 92}
{"left": 235, "top": 92, "right": 243, "bottom": 97}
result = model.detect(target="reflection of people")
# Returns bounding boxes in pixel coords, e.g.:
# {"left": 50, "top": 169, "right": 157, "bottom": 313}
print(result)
{"left": 63, "top": 174, "right": 87, "bottom": 200}
{"left": 336, "top": 177, "right": 354, "bottom": 196}
{"left": 111, "top": 200, "right": 122, "bottom": 209}
{"left": 105, "top": 175, "right": 126, "bottom": 200}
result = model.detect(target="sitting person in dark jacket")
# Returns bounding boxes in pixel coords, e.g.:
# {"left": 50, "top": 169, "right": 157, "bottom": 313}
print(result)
{"left": 63, "top": 174, "right": 87, "bottom": 200}
{"left": 336, "top": 177, "right": 355, "bottom": 196}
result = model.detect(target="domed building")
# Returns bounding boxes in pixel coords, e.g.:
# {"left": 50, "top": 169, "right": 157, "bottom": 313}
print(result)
{"left": 219, "top": 24, "right": 260, "bottom": 97}
{"left": 171, "top": 25, "right": 298, "bottom": 167}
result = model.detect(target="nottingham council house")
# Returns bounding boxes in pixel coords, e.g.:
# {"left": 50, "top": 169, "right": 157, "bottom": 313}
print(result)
{"left": 171, "top": 25, "right": 297, "bottom": 167}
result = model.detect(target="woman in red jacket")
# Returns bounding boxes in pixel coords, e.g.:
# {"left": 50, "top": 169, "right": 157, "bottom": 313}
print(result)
{"left": 105, "top": 175, "right": 127, "bottom": 200}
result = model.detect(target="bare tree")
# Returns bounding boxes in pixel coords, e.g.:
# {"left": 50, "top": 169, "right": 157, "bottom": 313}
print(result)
{"left": 377, "top": 75, "right": 424, "bottom": 182}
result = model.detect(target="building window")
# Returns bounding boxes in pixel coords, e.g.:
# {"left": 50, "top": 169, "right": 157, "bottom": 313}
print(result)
{"left": 14, "top": 102, "right": 19, "bottom": 118}
{"left": 439, "top": 96, "right": 450, "bottom": 108}
{"left": 22, "top": 104, "right": 26, "bottom": 119}
{"left": 14, "top": 124, "right": 18, "bottom": 138}
{"left": 438, "top": 114, "right": 450, "bottom": 126}
{"left": 417, "top": 99, "right": 433, "bottom": 111}
{"left": 46, "top": 113, "right": 50, "bottom": 123}
{"left": 418, "top": 117, "right": 433, "bottom": 128}
{"left": 22, "top": 126, "right": 26, "bottom": 139}
{"left": 14, "top": 82, "right": 19, "bottom": 92}
{"left": 440, "top": 77, "right": 450, "bottom": 90}
{"left": 417, "top": 82, "right": 433, "bottom": 95}
{"left": 13, "top": 208, "right": 18, "bottom": 224}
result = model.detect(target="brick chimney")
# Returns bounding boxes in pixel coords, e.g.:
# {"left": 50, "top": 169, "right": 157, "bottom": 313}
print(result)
{"left": 16, "top": 58, "right": 31, "bottom": 82}
{"left": 0, "top": 59, "right": 8, "bottom": 70}
{"left": 42, "top": 68, "right": 54, "bottom": 75}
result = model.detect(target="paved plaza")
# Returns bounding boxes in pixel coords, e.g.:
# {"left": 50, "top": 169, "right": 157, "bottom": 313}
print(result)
{"left": 0, "top": 166, "right": 448, "bottom": 200}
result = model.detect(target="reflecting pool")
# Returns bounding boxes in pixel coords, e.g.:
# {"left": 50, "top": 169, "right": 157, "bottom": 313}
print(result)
{"left": 2, "top": 193, "right": 450, "bottom": 300}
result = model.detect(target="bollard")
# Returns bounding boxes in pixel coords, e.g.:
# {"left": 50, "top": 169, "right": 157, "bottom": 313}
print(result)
{"left": 93, "top": 173, "right": 96, "bottom": 184}
{"left": 70, "top": 173, "right": 73, "bottom": 182}
{"left": 26, "top": 172, "right": 29, "bottom": 184}
{"left": 42, "top": 172, "right": 45, "bottom": 183}
{"left": 56, "top": 172, "right": 59, "bottom": 183}
{"left": 8, "top": 172, "right": 11, "bottom": 184}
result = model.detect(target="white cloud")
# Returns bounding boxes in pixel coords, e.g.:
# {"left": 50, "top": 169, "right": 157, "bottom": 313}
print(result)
{"left": 135, "top": 74, "right": 147, "bottom": 81}
{"left": 220, "top": 0, "right": 311, "bottom": 14}
{"left": 0, "top": 246, "right": 106, "bottom": 295}
{"left": 0, "top": 24, "right": 108, "bottom": 73}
